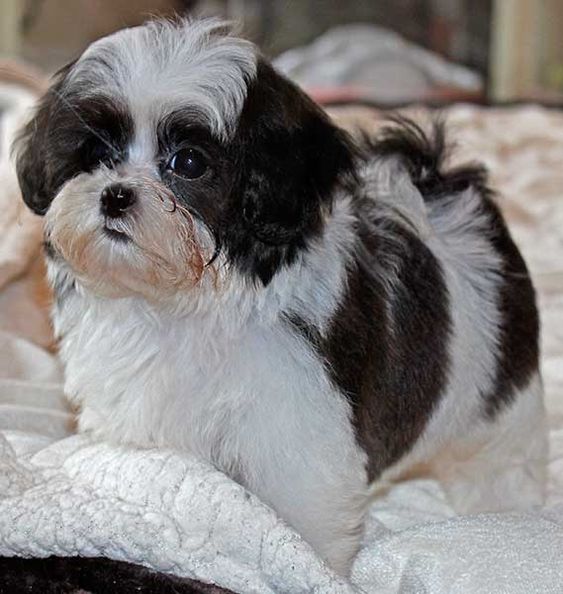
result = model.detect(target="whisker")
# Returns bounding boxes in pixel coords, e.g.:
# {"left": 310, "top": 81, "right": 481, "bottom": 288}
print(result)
{"left": 135, "top": 175, "right": 179, "bottom": 213}
{"left": 205, "top": 243, "right": 221, "bottom": 268}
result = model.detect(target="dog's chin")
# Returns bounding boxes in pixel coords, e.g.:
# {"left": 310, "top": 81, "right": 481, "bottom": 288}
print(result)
{"left": 60, "top": 225, "right": 209, "bottom": 300}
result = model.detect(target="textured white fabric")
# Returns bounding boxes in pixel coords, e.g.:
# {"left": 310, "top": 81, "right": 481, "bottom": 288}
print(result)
{"left": 0, "top": 428, "right": 351, "bottom": 593}
{"left": 2, "top": 395, "right": 563, "bottom": 593}
{"left": 1, "top": 98, "right": 563, "bottom": 593}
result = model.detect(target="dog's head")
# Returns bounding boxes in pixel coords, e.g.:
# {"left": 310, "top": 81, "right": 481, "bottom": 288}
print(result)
{"left": 14, "top": 19, "right": 356, "bottom": 299}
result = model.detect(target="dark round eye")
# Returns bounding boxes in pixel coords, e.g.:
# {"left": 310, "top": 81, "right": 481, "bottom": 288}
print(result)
{"left": 168, "top": 148, "right": 207, "bottom": 179}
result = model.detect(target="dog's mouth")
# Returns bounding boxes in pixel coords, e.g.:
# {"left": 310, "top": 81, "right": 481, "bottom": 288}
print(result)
{"left": 103, "top": 226, "right": 130, "bottom": 243}
{"left": 103, "top": 218, "right": 131, "bottom": 243}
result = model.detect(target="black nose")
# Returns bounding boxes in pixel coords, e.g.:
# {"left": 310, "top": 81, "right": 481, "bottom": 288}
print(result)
{"left": 100, "top": 184, "right": 136, "bottom": 218}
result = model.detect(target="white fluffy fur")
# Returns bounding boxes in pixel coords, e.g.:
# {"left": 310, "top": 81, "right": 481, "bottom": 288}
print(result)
{"left": 69, "top": 19, "right": 256, "bottom": 140}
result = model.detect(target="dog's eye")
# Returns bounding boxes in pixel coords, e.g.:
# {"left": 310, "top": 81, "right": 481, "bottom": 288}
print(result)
{"left": 83, "top": 138, "right": 113, "bottom": 167}
{"left": 168, "top": 148, "right": 207, "bottom": 179}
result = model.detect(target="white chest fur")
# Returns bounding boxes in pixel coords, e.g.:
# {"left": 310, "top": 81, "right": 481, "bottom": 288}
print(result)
{"left": 54, "top": 281, "right": 369, "bottom": 573}
{"left": 59, "top": 292, "right": 348, "bottom": 451}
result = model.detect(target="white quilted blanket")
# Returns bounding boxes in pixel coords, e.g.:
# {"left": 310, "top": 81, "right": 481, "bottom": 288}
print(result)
{"left": 1, "top": 96, "right": 563, "bottom": 593}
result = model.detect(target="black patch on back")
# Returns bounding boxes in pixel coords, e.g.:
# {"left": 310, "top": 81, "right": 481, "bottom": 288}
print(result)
{"left": 320, "top": 212, "right": 451, "bottom": 481}
{"left": 477, "top": 186, "right": 540, "bottom": 417}
{"left": 286, "top": 117, "right": 540, "bottom": 477}
{"left": 366, "top": 116, "right": 540, "bottom": 417}
{"left": 222, "top": 58, "right": 358, "bottom": 285}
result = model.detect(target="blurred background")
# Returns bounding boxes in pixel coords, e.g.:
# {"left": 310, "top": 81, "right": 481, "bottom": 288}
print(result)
{"left": 1, "top": 0, "right": 563, "bottom": 106}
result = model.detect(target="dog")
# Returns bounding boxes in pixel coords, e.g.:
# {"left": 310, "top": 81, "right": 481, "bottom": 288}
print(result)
{"left": 14, "top": 18, "right": 547, "bottom": 574}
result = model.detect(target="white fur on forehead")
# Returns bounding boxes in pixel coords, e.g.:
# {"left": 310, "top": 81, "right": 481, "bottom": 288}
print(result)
{"left": 69, "top": 19, "right": 257, "bottom": 139}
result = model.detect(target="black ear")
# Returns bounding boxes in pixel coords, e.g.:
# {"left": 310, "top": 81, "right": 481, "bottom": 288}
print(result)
{"left": 225, "top": 58, "right": 358, "bottom": 285}
{"left": 13, "top": 63, "right": 73, "bottom": 215}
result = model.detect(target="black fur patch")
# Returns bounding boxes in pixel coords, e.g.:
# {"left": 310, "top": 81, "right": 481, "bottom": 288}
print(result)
{"left": 369, "top": 117, "right": 539, "bottom": 417}
{"left": 0, "top": 556, "right": 234, "bottom": 594}
{"left": 477, "top": 186, "right": 540, "bottom": 417}
{"left": 222, "top": 58, "right": 358, "bottom": 285}
{"left": 321, "top": 211, "right": 451, "bottom": 481}
{"left": 156, "top": 111, "right": 233, "bottom": 251}
{"left": 14, "top": 63, "right": 133, "bottom": 215}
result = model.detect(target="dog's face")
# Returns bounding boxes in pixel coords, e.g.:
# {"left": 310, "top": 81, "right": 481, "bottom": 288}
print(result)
{"left": 15, "top": 19, "right": 355, "bottom": 299}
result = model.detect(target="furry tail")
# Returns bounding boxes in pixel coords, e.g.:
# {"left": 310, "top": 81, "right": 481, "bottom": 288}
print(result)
{"left": 369, "top": 115, "right": 491, "bottom": 201}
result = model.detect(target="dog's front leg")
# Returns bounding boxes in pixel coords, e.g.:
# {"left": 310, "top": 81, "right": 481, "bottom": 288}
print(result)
{"left": 237, "top": 401, "right": 369, "bottom": 575}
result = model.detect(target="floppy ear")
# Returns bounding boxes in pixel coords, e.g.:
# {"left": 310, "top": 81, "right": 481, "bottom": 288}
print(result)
{"left": 13, "top": 64, "right": 73, "bottom": 215}
{"left": 226, "top": 58, "right": 358, "bottom": 285}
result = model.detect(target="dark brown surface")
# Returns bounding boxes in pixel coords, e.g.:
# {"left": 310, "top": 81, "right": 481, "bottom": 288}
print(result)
{"left": 0, "top": 556, "right": 235, "bottom": 594}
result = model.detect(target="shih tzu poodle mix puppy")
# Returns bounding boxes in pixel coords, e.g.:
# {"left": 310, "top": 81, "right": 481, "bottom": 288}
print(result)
{"left": 14, "top": 19, "right": 546, "bottom": 574}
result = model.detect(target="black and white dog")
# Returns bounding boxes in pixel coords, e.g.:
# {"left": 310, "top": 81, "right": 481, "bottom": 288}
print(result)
{"left": 14, "top": 19, "right": 546, "bottom": 574}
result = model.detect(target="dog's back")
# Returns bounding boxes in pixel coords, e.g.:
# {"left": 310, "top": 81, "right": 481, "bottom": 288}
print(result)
{"left": 329, "top": 118, "right": 546, "bottom": 509}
